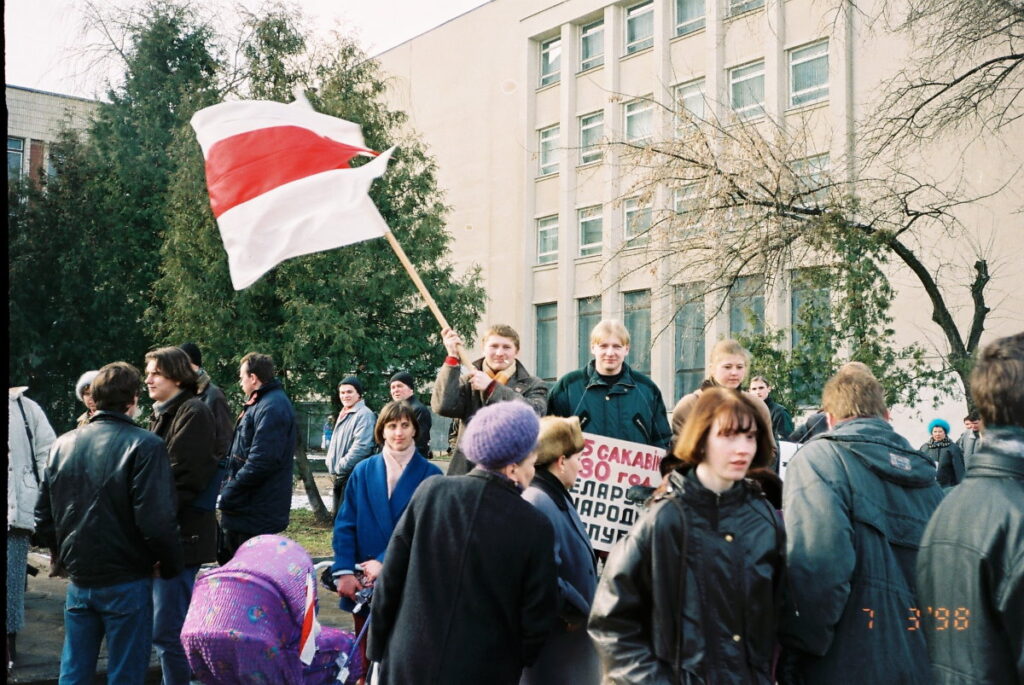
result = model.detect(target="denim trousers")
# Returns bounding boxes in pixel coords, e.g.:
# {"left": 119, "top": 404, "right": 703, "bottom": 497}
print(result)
{"left": 152, "top": 566, "right": 199, "bottom": 685}
{"left": 59, "top": 577, "right": 153, "bottom": 685}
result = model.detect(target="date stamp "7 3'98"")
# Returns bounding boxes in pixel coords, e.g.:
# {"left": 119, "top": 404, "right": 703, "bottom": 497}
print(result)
{"left": 861, "top": 606, "right": 971, "bottom": 631}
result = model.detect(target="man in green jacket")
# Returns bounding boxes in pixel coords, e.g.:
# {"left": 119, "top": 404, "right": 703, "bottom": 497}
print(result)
{"left": 547, "top": 319, "right": 671, "bottom": 450}
{"left": 781, "top": 367, "right": 943, "bottom": 684}
{"left": 916, "top": 332, "right": 1024, "bottom": 684}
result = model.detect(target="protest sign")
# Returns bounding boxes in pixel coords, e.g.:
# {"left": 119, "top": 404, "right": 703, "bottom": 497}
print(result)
{"left": 568, "top": 432, "right": 665, "bottom": 552}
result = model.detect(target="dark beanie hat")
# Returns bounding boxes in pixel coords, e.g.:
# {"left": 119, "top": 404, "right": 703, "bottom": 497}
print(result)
{"left": 179, "top": 342, "right": 202, "bottom": 368}
{"left": 462, "top": 402, "right": 540, "bottom": 470}
{"left": 339, "top": 375, "right": 364, "bottom": 397}
{"left": 390, "top": 371, "right": 415, "bottom": 391}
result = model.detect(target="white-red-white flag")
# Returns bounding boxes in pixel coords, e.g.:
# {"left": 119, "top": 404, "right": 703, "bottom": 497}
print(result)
{"left": 190, "top": 99, "right": 394, "bottom": 290}
{"left": 298, "top": 571, "right": 320, "bottom": 665}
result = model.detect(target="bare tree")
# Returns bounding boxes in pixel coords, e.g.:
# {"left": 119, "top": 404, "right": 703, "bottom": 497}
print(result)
{"left": 601, "top": 104, "right": 994, "bottom": 401}
{"left": 871, "top": 0, "right": 1024, "bottom": 148}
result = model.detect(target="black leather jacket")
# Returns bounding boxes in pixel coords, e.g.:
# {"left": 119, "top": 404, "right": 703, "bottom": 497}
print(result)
{"left": 588, "top": 468, "right": 785, "bottom": 684}
{"left": 916, "top": 425, "right": 1024, "bottom": 683}
{"left": 34, "top": 411, "right": 183, "bottom": 587}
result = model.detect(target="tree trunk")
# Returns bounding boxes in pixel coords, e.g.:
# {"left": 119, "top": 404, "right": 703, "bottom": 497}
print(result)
{"left": 294, "top": 437, "right": 332, "bottom": 525}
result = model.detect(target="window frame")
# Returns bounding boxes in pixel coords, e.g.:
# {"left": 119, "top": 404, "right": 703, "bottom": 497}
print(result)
{"left": 579, "top": 19, "right": 605, "bottom": 72}
{"left": 673, "top": 184, "right": 702, "bottom": 238}
{"left": 675, "top": 0, "right": 706, "bottom": 36}
{"left": 536, "top": 215, "right": 559, "bottom": 265}
{"left": 538, "top": 125, "right": 560, "bottom": 176}
{"left": 729, "top": 275, "right": 766, "bottom": 336}
{"left": 674, "top": 284, "right": 706, "bottom": 399}
{"left": 577, "top": 296, "right": 603, "bottom": 368}
{"left": 624, "top": 1, "right": 655, "bottom": 54}
{"left": 535, "top": 302, "right": 559, "bottom": 381}
{"left": 539, "top": 36, "right": 562, "bottom": 88}
{"left": 729, "top": 60, "right": 766, "bottom": 120}
{"left": 623, "top": 289, "right": 653, "bottom": 375}
{"left": 791, "top": 153, "right": 830, "bottom": 206}
{"left": 624, "top": 98, "right": 655, "bottom": 144}
{"left": 578, "top": 205, "right": 604, "bottom": 256}
{"left": 728, "top": 0, "right": 765, "bottom": 17}
{"left": 7, "top": 136, "right": 25, "bottom": 180}
{"left": 788, "top": 39, "right": 829, "bottom": 108}
{"left": 623, "top": 197, "right": 652, "bottom": 246}
{"left": 674, "top": 79, "right": 706, "bottom": 134}
{"left": 579, "top": 111, "right": 604, "bottom": 165}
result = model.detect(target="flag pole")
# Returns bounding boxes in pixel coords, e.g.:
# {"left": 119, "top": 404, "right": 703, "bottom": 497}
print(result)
{"left": 383, "top": 230, "right": 475, "bottom": 367}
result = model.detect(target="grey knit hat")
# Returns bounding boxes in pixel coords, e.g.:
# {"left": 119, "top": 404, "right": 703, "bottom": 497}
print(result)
{"left": 462, "top": 402, "right": 540, "bottom": 470}
{"left": 75, "top": 370, "right": 100, "bottom": 402}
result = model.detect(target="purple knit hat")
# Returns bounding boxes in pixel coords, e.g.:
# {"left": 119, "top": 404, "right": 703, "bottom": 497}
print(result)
{"left": 462, "top": 402, "right": 540, "bottom": 470}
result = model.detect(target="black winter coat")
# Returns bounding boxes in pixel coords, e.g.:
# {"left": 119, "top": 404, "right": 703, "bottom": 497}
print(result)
{"left": 548, "top": 361, "right": 672, "bottom": 449}
{"left": 916, "top": 425, "right": 1024, "bottom": 684}
{"left": 588, "top": 468, "right": 785, "bottom": 684}
{"left": 219, "top": 379, "right": 296, "bottom": 536}
{"left": 196, "top": 372, "right": 234, "bottom": 462}
{"left": 149, "top": 390, "right": 218, "bottom": 566}
{"left": 368, "top": 469, "right": 558, "bottom": 685}
{"left": 34, "top": 411, "right": 183, "bottom": 587}
{"left": 920, "top": 438, "right": 965, "bottom": 487}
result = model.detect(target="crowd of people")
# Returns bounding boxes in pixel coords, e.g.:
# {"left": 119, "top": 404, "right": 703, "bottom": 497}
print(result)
{"left": 7, "top": 325, "right": 1023, "bottom": 684}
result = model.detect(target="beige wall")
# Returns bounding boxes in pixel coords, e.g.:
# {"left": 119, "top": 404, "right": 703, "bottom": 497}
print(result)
{"left": 6, "top": 85, "right": 99, "bottom": 180}
{"left": 376, "top": 0, "right": 1023, "bottom": 439}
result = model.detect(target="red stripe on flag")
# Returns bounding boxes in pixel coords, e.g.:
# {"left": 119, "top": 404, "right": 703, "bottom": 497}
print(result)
{"left": 205, "top": 125, "right": 377, "bottom": 217}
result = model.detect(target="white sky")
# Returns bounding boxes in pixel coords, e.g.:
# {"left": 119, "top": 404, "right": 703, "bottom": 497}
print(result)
{"left": 4, "top": 0, "right": 489, "bottom": 99}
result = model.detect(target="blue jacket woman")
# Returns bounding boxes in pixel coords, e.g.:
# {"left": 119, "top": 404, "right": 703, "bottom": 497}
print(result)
{"left": 331, "top": 401, "right": 442, "bottom": 613}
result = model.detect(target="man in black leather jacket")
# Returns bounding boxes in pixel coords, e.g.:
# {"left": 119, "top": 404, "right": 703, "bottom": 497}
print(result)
{"left": 35, "top": 362, "right": 183, "bottom": 684}
{"left": 917, "top": 332, "right": 1024, "bottom": 683}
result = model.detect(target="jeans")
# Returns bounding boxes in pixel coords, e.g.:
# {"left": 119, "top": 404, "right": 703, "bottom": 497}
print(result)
{"left": 152, "top": 566, "right": 199, "bottom": 685}
{"left": 59, "top": 577, "right": 153, "bottom": 685}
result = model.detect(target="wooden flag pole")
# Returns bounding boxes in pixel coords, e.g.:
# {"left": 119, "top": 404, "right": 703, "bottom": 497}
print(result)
{"left": 383, "top": 230, "right": 475, "bottom": 367}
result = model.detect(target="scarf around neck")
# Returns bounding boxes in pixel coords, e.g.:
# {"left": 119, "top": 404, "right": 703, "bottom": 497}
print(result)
{"left": 383, "top": 443, "right": 416, "bottom": 497}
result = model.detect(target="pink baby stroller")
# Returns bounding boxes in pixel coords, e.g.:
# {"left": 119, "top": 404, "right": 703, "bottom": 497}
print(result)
{"left": 181, "top": 535, "right": 365, "bottom": 684}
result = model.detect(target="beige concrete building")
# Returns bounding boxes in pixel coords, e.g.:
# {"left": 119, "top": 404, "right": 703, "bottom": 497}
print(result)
{"left": 376, "top": 0, "right": 1021, "bottom": 435}
{"left": 7, "top": 85, "right": 99, "bottom": 183}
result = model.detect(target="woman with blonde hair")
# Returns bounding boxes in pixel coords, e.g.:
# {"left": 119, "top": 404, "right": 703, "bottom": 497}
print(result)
{"left": 671, "top": 339, "right": 772, "bottom": 437}
{"left": 521, "top": 416, "right": 600, "bottom": 685}
{"left": 589, "top": 388, "right": 785, "bottom": 683}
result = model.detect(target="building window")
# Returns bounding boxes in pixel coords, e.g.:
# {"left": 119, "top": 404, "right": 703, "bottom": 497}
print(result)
{"left": 729, "top": 275, "right": 765, "bottom": 336}
{"left": 730, "top": 60, "right": 765, "bottom": 120}
{"left": 537, "top": 216, "right": 559, "bottom": 264}
{"left": 624, "top": 290, "right": 652, "bottom": 375}
{"left": 625, "top": 1, "right": 654, "bottom": 54}
{"left": 8, "top": 137, "right": 25, "bottom": 179}
{"left": 536, "top": 303, "right": 559, "bottom": 381}
{"left": 675, "top": 79, "right": 706, "bottom": 133}
{"left": 580, "top": 19, "right": 605, "bottom": 71}
{"left": 676, "top": 0, "right": 705, "bottom": 36}
{"left": 540, "top": 36, "right": 561, "bottom": 87}
{"left": 538, "top": 125, "right": 560, "bottom": 176}
{"left": 729, "top": 0, "right": 765, "bottom": 16}
{"left": 673, "top": 185, "right": 702, "bottom": 238}
{"left": 624, "top": 197, "right": 652, "bottom": 246}
{"left": 789, "top": 40, "right": 829, "bottom": 107}
{"left": 790, "top": 269, "right": 831, "bottom": 401}
{"left": 625, "top": 98, "right": 654, "bottom": 144}
{"left": 578, "top": 206, "right": 603, "bottom": 256}
{"left": 577, "top": 296, "right": 603, "bottom": 368}
{"left": 674, "top": 284, "right": 706, "bottom": 398}
{"left": 791, "top": 153, "right": 830, "bottom": 206}
{"left": 579, "top": 111, "right": 604, "bottom": 165}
